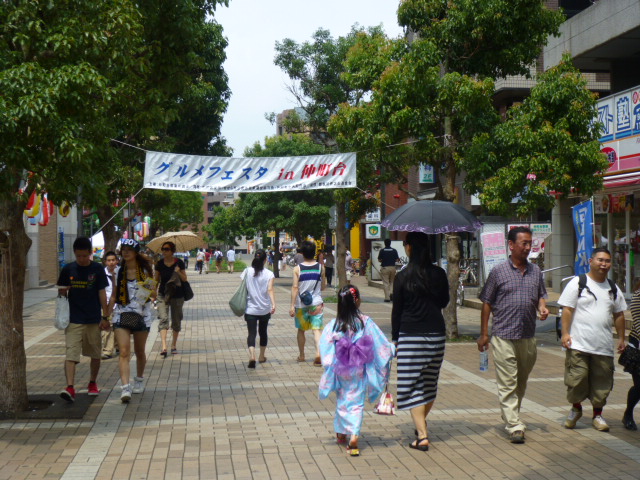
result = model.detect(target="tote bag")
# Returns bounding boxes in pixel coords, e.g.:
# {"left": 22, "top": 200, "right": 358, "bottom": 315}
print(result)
{"left": 229, "top": 269, "right": 248, "bottom": 317}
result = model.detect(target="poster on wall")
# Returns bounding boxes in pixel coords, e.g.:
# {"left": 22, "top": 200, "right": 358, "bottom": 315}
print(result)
{"left": 594, "top": 194, "right": 610, "bottom": 214}
{"left": 370, "top": 240, "right": 405, "bottom": 281}
{"left": 530, "top": 223, "right": 551, "bottom": 259}
{"left": 481, "top": 232, "right": 508, "bottom": 279}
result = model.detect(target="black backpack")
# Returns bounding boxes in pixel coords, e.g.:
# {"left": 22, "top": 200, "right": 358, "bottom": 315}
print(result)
{"left": 577, "top": 273, "right": 617, "bottom": 301}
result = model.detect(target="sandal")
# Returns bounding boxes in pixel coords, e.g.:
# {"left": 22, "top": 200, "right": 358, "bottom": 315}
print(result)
{"left": 171, "top": 348, "right": 178, "bottom": 355}
{"left": 160, "top": 350, "right": 167, "bottom": 358}
{"left": 336, "top": 433, "right": 347, "bottom": 444}
{"left": 248, "top": 360, "right": 256, "bottom": 369}
{"left": 313, "top": 356, "right": 322, "bottom": 366}
{"left": 346, "top": 440, "right": 359, "bottom": 457}
{"left": 296, "top": 355, "right": 305, "bottom": 362}
{"left": 409, "top": 436, "right": 429, "bottom": 452}
{"left": 259, "top": 357, "right": 267, "bottom": 363}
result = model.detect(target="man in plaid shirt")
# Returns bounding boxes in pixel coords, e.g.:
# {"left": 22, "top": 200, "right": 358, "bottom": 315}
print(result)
{"left": 477, "top": 226, "right": 549, "bottom": 444}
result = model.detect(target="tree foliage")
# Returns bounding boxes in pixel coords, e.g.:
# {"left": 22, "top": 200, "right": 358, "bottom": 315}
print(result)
{"left": 137, "top": 191, "right": 204, "bottom": 238}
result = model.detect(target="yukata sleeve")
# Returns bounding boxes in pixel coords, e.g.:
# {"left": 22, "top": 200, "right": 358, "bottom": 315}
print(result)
{"left": 318, "top": 320, "right": 338, "bottom": 399}
{"left": 364, "top": 318, "right": 395, "bottom": 403}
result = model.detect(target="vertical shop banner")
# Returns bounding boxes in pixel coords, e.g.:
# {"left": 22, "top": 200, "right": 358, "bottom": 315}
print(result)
{"left": 481, "top": 232, "right": 508, "bottom": 279}
{"left": 572, "top": 200, "right": 594, "bottom": 275}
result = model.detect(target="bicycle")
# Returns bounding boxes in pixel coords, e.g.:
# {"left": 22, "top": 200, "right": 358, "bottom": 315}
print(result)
{"left": 456, "top": 267, "right": 471, "bottom": 306}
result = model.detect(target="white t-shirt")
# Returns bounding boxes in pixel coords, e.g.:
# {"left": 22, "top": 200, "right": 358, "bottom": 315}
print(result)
{"left": 227, "top": 249, "right": 236, "bottom": 262}
{"left": 196, "top": 251, "right": 205, "bottom": 261}
{"left": 241, "top": 267, "right": 275, "bottom": 315}
{"left": 558, "top": 275, "right": 627, "bottom": 356}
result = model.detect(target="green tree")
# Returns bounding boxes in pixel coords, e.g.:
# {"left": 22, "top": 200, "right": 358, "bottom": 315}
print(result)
{"left": 202, "top": 205, "right": 251, "bottom": 248}
{"left": 0, "top": 0, "right": 146, "bottom": 413}
{"left": 239, "top": 135, "right": 334, "bottom": 277}
{"left": 137, "top": 191, "right": 204, "bottom": 239}
{"left": 329, "top": 1, "right": 604, "bottom": 338}
{"left": 273, "top": 25, "right": 393, "bottom": 287}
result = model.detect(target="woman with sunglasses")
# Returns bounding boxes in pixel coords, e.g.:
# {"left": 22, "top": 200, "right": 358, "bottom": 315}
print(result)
{"left": 154, "top": 241, "right": 188, "bottom": 357}
{"left": 108, "top": 238, "right": 155, "bottom": 403}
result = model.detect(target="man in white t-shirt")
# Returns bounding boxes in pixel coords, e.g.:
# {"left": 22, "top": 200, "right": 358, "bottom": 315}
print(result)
{"left": 558, "top": 247, "right": 626, "bottom": 432}
{"left": 196, "top": 249, "right": 205, "bottom": 274}
{"left": 227, "top": 248, "right": 236, "bottom": 273}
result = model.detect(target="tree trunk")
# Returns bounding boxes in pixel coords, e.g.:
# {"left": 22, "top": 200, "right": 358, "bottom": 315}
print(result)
{"left": 441, "top": 114, "right": 460, "bottom": 339}
{"left": 273, "top": 229, "right": 281, "bottom": 278}
{"left": 96, "top": 205, "right": 119, "bottom": 253}
{"left": 0, "top": 193, "right": 32, "bottom": 414}
{"left": 335, "top": 199, "right": 348, "bottom": 289}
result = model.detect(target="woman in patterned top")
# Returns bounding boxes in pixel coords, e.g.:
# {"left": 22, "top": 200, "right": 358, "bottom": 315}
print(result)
{"left": 623, "top": 283, "right": 640, "bottom": 430}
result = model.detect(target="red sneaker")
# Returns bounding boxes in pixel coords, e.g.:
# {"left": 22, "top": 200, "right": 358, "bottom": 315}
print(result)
{"left": 60, "top": 386, "right": 75, "bottom": 402}
{"left": 87, "top": 382, "right": 100, "bottom": 396}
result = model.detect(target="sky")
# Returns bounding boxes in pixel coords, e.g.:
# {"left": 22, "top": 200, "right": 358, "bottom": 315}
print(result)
{"left": 213, "top": 0, "right": 404, "bottom": 156}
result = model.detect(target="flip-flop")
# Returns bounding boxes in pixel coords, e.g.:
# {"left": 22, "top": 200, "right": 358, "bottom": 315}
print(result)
{"left": 259, "top": 357, "right": 267, "bottom": 363}
{"left": 296, "top": 356, "right": 305, "bottom": 362}
{"left": 160, "top": 350, "right": 167, "bottom": 358}
{"left": 171, "top": 348, "right": 178, "bottom": 355}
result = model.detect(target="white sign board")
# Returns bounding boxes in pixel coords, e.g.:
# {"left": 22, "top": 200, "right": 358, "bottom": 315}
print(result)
{"left": 481, "top": 232, "right": 507, "bottom": 279}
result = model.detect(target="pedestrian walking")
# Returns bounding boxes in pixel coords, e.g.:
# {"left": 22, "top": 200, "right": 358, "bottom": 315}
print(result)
{"left": 324, "top": 248, "right": 335, "bottom": 287}
{"left": 154, "top": 241, "right": 188, "bottom": 357}
{"left": 108, "top": 238, "right": 156, "bottom": 403}
{"left": 477, "top": 226, "right": 549, "bottom": 444}
{"left": 196, "top": 248, "right": 205, "bottom": 274}
{"left": 622, "top": 283, "right": 640, "bottom": 430}
{"left": 559, "top": 248, "right": 626, "bottom": 431}
{"left": 290, "top": 240, "right": 326, "bottom": 366}
{"left": 214, "top": 247, "right": 223, "bottom": 273}
{"left": 205, "top": 249, "right": 212, "bottom": 274}
{"left": 101, "top": 251, "right": 120, "bottom": 359}
{"left": 57, "top": 237, "right": 110, "bottom": 402}
{"left": 319, "top": 284, "right": 395, "bottom": 457}
{"left": 378, "top": 238, "right": 399, "bottom": 302}
{"left": 392, "top": 232, "right": 449, "bottom": 451}
{"left": 227, "top": 247, "right": 236, "bottom": 273}
{"left": 241, "top": 249, "right": 276, "bottom": 368}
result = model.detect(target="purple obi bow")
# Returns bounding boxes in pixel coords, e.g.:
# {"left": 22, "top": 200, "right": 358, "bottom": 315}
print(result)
{"left": 335, "top": 334, "right": 374, "bottom": 376}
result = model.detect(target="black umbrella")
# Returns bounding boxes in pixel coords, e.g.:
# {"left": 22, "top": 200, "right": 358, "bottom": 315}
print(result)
{"left": 380, "top": 200, "right": 482, "bottom": 234}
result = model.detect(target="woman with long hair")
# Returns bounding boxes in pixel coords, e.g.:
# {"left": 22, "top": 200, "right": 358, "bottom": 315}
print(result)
{"left": 153, "top": 241, "right": 187, "bottom": 357}
{"left": 241, "top": 249, "right": 276, "bottom": 368}
{"left": 108, "top": 238, "right": 156, "bottom": 403}
{"left": 622, "top": 282, "right": 640, "bottom": 429}
{"left": 392, "top": 232, "right": 449, "bottom": 451}
{"left": 319, "top": 285, "right": 395, "bottom": 457}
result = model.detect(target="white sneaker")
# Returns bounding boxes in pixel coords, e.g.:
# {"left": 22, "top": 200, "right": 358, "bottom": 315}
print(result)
{"left": 120, "top": 384, "right": 132, "bottom": 403}
{"left": 592, "top": 415, "right": 610, "bottom": 432}
{"left": 133, "top": 376, "right": 144, "bottom": 394}
{"left": 564, "top": 407, "right": 583, "bottom": 429}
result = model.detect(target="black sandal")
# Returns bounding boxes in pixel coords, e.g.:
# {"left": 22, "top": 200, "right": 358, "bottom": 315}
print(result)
{"left": 160, "top": 350, "right": 167, "bottom": 358}
{"left": 248, "top": 360, "right": 256, "bottom": 369}
{"left": 410, "top": 437, "right": 429, "bottom": 451}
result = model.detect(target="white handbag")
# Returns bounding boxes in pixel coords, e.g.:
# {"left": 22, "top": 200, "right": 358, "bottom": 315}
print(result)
{"left": 54, "top": 295, "right": 70, "bottom": 330}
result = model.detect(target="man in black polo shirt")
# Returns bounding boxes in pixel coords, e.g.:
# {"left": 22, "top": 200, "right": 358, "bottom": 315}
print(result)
{"left": 378, "top": 238, "right": 399, "bottom": 302}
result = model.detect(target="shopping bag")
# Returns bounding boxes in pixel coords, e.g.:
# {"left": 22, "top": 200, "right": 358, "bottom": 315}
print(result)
{"left": 228, "top": 270, "right": 248, "bottom": 316}
{"left": 373, "top": 386, "right": 395, "bottom": 415}
{"left": 54, "top": 295, "right": 70, "bottom": 330}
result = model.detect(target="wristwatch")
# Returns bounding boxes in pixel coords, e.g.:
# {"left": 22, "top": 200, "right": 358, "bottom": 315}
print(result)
{"left": 101, "top": 316, "right": 109, "bottom": 321}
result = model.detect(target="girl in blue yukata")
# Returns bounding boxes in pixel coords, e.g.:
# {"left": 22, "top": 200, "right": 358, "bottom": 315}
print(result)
{"left": 319, "top": 284, "right": 396, "bottom": 457}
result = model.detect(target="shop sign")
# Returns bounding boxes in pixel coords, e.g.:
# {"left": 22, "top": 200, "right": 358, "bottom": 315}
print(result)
{"left": 419, "top": 164, "right": 435, "bottom": 183}
{"left": 364, "top": 208, "right": 381, "bottom": 223}
{"left": 365, "top": 224, "right": 382, "bottom": 239}
{"left": 594, "top": 193, "right": 634, "bottom": 213}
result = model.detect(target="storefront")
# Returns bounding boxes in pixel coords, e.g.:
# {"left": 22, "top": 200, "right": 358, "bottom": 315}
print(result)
{"left": 596, "top": 85, "right": 640, "bottom": 296}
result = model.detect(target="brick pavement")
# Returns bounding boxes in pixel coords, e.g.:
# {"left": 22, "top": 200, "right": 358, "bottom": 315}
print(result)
{"left": 2, "top": 264, "right": 640, "bottom": 479}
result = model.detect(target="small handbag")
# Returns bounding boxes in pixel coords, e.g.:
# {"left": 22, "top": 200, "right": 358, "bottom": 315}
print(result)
{"left": 54, "top": 295, "right": 70, "bottom": 330}
{"left": 229, "top": 269, "right": 248, "bottom": 316}
{"left": 118, "top": 311, "right": 145, "bottom": 330}
{"left": 619, "top": 345, "right": 640, "bottom": 374}
{"left": 373, "top": 386, "right": 395, "bottom": 415}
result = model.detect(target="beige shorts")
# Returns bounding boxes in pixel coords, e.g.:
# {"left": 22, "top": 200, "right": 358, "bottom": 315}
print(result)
{"left": 65, "top": 323, "right": 102, "bottom": 362}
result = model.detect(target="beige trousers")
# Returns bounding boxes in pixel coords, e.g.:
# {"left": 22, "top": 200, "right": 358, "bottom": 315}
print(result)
{"left": 491, "top": 336, "right": 537, "bottom": 434}
{"left": 380, "top": 266, "right": 396, "bottom": 301}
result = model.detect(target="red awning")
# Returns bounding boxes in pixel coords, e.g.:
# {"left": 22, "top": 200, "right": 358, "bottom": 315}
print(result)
{"left": 603, "top": 173, "right": 640, "bottom": 189}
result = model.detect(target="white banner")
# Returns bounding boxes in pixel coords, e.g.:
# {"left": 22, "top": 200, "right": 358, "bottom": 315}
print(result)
{"left": 143, "top": 151, "right": 357, "bottom": 192}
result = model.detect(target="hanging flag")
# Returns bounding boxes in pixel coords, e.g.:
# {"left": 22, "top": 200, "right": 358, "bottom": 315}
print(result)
{"left": 143, "top": 150, "right": 357, "bottom": 192}
{"left": 572, "top": 199, "right": 594, "bottom": 275}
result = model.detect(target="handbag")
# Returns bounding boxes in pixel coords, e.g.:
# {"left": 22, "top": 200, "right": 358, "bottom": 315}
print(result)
{"left": 182, "top": 281, "right": 194, "bottom": 301}
{"left": 118, "top": 311, "right": 145, "bottom": 330}
{"left": 619, "top": 345, "right": 640, "bottom": 374}
{"left": 229, "top": 269, "right": 248, "bottom": 316}
{"left": 54, "top": 295, "right": 70, "bottom": 330}
{"left": 299, "top": 272, "right": 320, "bottom": 306}
{"left": 373, "top": 386, "right": 395, "bottom": 415}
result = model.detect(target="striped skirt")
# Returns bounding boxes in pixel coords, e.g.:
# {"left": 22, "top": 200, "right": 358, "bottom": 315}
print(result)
{"left": 396, "top": 333, "right": 446, "bottom": 410}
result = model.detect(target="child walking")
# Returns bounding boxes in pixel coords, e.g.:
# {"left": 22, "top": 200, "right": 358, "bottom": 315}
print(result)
{"left": 319, "top": 285, "right": 395, "bottom": 456}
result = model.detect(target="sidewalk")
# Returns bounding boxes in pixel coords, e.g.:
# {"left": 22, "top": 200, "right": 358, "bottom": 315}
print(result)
{"left": 2, "top": 266, "right": 639, "bottom": 479}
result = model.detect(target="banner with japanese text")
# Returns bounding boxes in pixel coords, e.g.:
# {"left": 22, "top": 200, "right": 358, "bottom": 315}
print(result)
{"left": 572, "top": 199, "right": 594, "bottom": 275}
{"left": 143, "top": 151, "right": 357, "bottom": 192}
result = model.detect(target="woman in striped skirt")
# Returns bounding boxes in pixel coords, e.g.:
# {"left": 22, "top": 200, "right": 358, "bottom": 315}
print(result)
{"left": 622, "top": 285, "right": 640, "bottom": 430}
{"left": 391, "top": 232, "right": 449, "bottom": 451}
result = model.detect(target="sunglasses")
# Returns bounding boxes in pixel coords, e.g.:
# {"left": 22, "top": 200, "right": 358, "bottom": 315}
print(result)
{"left": 161, "top": 247, "right": 172, "bottom": 251}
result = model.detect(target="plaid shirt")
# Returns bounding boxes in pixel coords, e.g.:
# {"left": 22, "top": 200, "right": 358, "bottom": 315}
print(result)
{"left": 479, "top": 258, "right": 547, "bottom": 339}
